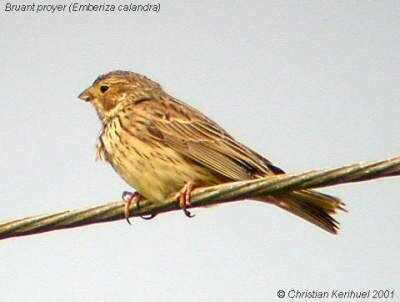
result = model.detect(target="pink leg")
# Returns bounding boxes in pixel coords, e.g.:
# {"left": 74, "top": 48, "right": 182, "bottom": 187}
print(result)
{"left": 176, "top": 182, "right": 195, "bottom": 218}
{"left": 122, "top": 191, "right": 156, "bottom": 224}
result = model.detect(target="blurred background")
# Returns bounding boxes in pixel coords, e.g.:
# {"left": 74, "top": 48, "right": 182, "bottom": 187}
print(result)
{"left": 0, "top": 1, "right": 399, "bottom": 301}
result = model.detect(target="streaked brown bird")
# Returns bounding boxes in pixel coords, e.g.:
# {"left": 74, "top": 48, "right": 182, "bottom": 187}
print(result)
{"left": 78, "top": 70, "right": 345, "bottom": 234}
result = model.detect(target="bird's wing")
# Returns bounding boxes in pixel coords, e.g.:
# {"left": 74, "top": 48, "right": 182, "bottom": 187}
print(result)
{"left": 139, "top": 98, "right": 284, "bottom": 181}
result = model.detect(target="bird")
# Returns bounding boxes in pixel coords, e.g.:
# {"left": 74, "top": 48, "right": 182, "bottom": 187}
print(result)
{"left": 78, "top": 70, "right": 345, "bottom": 234}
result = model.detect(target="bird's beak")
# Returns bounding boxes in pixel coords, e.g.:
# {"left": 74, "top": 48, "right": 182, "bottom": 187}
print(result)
{"left": 78, "top": 88, "right": 92, "bottom": 102}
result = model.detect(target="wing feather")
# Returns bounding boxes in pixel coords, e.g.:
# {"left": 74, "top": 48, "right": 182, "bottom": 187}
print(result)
{"left": 139, "top": 98, "right": 282, "bottom": 180}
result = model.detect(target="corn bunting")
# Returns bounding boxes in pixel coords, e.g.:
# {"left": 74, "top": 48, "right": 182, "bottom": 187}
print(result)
{"left": 78, "top": 71, "right": 344, "bottom": 234}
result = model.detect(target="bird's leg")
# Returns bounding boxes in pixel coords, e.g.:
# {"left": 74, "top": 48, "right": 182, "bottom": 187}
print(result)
{"left": 122, "top": 191, "right": 156, "bottom": 224}
{"left": 122, "top": 191, "right": 140, "bottom": 224}
{"left": 175, "top": 181, "right": 195, "bottom": 218}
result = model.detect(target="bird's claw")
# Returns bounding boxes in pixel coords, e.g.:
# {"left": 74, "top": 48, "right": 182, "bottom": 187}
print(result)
{"left": 122, "top": 191, "right": 140, "bottom": 224}
{"left": 122, "top": 191, "right": 156, "bottom": 223}
{"left": 177, "top": 182, "right": 195, "bottom": 218}
{"left": 140, "top": 213, "right": 157, "bottom": 220}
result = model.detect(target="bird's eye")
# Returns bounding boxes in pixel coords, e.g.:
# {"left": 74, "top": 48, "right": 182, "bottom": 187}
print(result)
{"left": 100, "top": 85, "right": 109, "bottom": 93}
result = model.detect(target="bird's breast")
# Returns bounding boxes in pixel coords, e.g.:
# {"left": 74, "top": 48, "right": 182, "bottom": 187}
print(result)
{"left": 98, "top": 116, "right": 221, "bottom": 203}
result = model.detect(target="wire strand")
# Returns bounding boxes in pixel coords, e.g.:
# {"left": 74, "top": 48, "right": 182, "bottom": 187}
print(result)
{"left": 0, "top": 156, "right": 399, "bottom": 240}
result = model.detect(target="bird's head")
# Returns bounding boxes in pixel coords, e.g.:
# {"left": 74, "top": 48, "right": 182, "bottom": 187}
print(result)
{"left": 78, "top": 70, "right": 163, "bottom": 121}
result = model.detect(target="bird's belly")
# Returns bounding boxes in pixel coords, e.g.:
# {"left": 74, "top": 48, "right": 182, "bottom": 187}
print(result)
{"left": 103, "top": 134, "right": 221, "bottom": 203}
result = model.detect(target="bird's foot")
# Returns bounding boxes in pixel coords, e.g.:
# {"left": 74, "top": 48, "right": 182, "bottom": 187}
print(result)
{"left": 175, "top": 182, "right": 195, "bottom": 218}
{"left": 122, "top": 191, "right": 156, "bottom": 224}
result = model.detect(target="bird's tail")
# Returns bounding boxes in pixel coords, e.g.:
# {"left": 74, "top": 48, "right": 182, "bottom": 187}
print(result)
{"left": 257, "top": 190, "right": 346, "bottom": 234}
